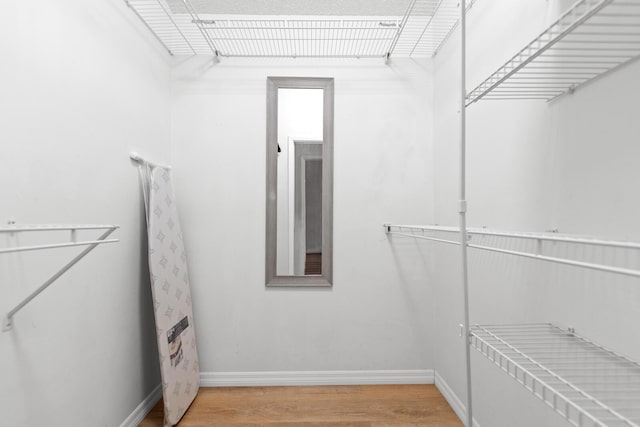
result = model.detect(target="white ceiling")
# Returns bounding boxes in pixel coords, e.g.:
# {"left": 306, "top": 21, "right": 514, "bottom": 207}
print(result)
{"left": 167, "top": 0, "right": 426, "bottom": 16}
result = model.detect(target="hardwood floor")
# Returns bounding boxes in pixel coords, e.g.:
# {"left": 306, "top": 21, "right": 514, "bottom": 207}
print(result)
{"left": 139, "top": 384, "right": 462, "bottom": 426}
{"left": 305, "top": 253, "right": 322, "bottom": 275}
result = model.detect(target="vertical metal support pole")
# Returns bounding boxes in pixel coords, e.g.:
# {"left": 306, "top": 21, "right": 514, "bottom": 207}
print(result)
{"left": 459, "top": 1, "right": 474, "bottom": 426}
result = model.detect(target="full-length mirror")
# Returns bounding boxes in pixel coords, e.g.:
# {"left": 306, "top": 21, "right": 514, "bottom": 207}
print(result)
{"left": 266, "top": 77, "right": 334, "bottom": 287}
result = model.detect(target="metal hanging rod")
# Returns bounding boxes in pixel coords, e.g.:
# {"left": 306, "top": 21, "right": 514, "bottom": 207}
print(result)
{"left": 466, "top": 0, "right": 640, "bottom": 104}
{"left": 0, "top": 224, "right": 119, "bottom": 232}
{"left": 383, "top": 224, "right": 640, "bottom": 278}
{"left": 385, "top": 224, "right": 640, "bottom": 249}
{"left": 2, "top": 225, "right": 119, "bottom": 332}
{"left": 0, "top": 239, "right": 119, "bottom": 255}
{"left": 130, "top": 152, "right": 172, "bottom": 170}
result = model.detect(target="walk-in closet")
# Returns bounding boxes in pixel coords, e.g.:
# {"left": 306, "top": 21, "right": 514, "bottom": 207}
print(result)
{"left": 2, "top": 0, "right": 639, "bottom": 426}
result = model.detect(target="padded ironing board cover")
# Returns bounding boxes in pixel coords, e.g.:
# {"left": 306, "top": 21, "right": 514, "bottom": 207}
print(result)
{"left": 146, "top": 167, "right": 199, "bottom": 426}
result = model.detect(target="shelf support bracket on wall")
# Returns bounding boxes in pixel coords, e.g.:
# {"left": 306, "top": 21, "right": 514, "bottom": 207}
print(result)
{"left": 1, "top": 225, "right": 119, "bottom": 332}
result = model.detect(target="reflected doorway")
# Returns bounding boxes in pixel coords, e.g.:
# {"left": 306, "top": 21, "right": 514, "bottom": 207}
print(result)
{"left": 290, "top": 140, "right": 323, "bottom": 275}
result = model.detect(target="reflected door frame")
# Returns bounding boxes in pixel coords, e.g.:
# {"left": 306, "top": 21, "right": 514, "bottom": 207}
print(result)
{"left": 288, "top": 138, "right": 323, "bottom": 276}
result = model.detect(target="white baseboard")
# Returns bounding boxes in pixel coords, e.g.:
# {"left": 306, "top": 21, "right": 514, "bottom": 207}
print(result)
{"left": 120, "top": 383, "right": 162, "bottom": 427}
{"left": 200, "top": 369, "right": 434, "bottom": 387}
{"left": 435, "top": 371, "right": 481, "bottom": 427}
{"left": 120, "top": 370, "right": 434, "bottom": 425}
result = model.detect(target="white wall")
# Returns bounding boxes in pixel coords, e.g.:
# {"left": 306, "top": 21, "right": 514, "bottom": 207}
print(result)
{"left": 432, "top": 1, "right": 640, "bottom": 426}
{"left": 170, "top": 58, "right": 436, "bottom": 373}
{"left": 0, "top": 0, "right": 171, "bottom": 425}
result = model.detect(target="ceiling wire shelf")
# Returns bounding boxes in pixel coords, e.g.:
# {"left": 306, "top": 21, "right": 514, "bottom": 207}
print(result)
{"left": 197, "top": 19, "right": 401, "bottom": 58}
{"left": 391, "top": 0, "right": 477, "bottom": 57}
{"left": 125, "top": 0, "right": 474, "bottom": 59}
{"left": 466, "top": 0, "right": 640, "bottom": 104}
{"left": 471, "top": 324, "right": 640, "bottom": 427}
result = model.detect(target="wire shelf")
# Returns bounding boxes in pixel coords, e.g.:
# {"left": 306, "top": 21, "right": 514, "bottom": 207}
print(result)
{"left": 2, "top": 224, "right": 119, "bottom": 331}
{"left": 198, "top": 19, "right": 400, "bottom": 58}
{"left": 391, "top": 0, "right": 476, "bottom": 57}
{"left": 384, "top": 224, "right": 640, "bottom": 250}
{"left": 125, "top": 0, "right": 472, "bottom": 58}
{"left": 467, "top": 0, "right": 640, "bottom": 104}
{"left": 471, "top": 324, "right": 640, "bottom": 427}
{"left": 383, "top": 224, "right": 640, "bottom": 278}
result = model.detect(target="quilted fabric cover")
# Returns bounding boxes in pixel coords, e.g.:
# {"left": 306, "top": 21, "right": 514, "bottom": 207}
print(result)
{"left": 147, "top": 167, "right": 199, "bottom": 426}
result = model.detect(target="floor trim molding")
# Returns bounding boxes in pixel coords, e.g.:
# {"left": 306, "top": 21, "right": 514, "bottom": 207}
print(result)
{"left": 119, "top": 383, "right": 162, "bottom": 427}
{"left": 435, "top": 371, "right": 481, "bottom": 427}
{"left": 120, "top": 370, "right": 436, "bottom": 425}
{"left": 200, "top": 369, "right": 435, "bottom": 387}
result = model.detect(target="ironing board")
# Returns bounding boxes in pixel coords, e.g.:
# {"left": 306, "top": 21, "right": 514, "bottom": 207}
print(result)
{"left": 143, "top": 166, "right": 200, "bottom": 426}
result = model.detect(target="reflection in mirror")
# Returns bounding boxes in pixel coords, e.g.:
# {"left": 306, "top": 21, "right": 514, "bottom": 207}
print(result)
{"left": 277, "top": 89, "right": 323, "bottom": 276}
{"left": 266, "top": 78, "right": 333, "bottom": 287}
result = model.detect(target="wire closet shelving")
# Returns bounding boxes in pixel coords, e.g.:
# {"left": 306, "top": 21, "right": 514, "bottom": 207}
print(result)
{"left": 385, "top": 0, "right": 640, "bottom": 425}
{"left": 384, "top": 224, "right": 640, "bottom": 278}
{"left": 385, "top": 224, "right": 640, "bottom": 427}
{"left": 1, "top": 224, "right": 119, "bottom": 331}
{"left": 467, "top": 0, "right": 640, "bottom": 104}
{"left": 125, "top": 0, "right": 474, "bottom": 58}
{"left": 472, "top": 324, "right": 640, "bottom": 427}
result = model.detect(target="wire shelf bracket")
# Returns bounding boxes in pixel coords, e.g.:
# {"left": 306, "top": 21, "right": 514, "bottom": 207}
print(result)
{"left": 471, "top": 324, "right": 640, "bottom": 427}
{"left": 466, "top": 0, "right": 640, "bottom": 104}
{"left": 1, "top": 224, "right": 119, "bottom": 332}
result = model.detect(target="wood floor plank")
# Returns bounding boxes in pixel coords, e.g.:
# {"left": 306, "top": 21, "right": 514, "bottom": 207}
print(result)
{"left": 139, "top": 385, "right": 462, "bottom": 426}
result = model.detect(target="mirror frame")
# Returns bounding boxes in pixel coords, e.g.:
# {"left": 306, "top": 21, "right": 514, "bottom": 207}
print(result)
{"left": 266, "top": 77, "right": 334, "bottom": 287}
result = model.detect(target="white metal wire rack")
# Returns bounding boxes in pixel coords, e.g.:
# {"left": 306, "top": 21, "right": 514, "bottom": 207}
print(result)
{"left": 384, "top": 224, "right": 640, "bottom": 278}
{"left": 391, "top": 0, "right": 477, "bottom": 57}
{"left": 471, "top": 324, "right": 640, "bottom": 427}
{"left": 467, "top": 0, "right": 640, "bottom": 104}
{"left": 125, "top": 0, "right": 473, "bottom": 58}
{"left": 125, "top": 0, "right": 214, "bottom": 55}
{"left": 1, "top": 224, "right": 119, "bottom": 331}
{"left": 196, "top": 19, "right": 400, "bottom": 58}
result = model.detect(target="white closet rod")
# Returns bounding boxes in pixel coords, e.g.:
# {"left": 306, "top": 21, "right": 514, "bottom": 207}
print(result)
{"left": 386, "top": 224, "right": 640, "bottom": 250}
{"left": 129, "top": 152, "right": 172, "bottom": 169}
{"left": 384, "top": 225, "right": 640, "bottom": 278}
{"left": 2, "top": 225, "right": 119, "bottom": 331}
{"left": 0, "top": 224, "right": 117, "bottom": 232}
{"left": 0, "top": 239, "right": 118, "bottom": 254}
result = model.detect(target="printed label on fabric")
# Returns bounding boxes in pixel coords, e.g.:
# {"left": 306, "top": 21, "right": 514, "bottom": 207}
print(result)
{"left": 167, "top": 316, "right": 189, "bottom": 368}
